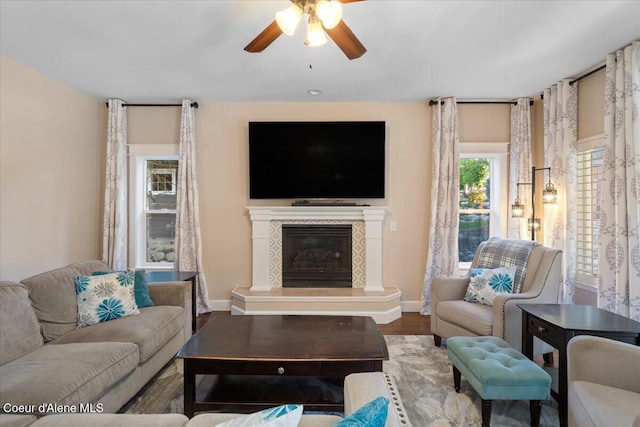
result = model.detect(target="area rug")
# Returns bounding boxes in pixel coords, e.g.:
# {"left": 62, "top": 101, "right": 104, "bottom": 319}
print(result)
{"left": 121, "top": 335, "right": 559, "bottom": 426}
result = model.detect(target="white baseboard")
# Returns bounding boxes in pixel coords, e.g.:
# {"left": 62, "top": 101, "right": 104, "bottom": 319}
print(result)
{"left": 401, "top": 300, "right": 423, "bottom": 312}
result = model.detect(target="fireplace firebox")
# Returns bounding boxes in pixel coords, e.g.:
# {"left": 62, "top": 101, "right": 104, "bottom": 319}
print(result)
{"left": 282, "top": 225, "right": 352, "bottom": 288}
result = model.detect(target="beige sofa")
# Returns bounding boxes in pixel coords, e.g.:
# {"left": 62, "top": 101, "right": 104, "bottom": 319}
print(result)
{"left": 0, "top": 261, "right": 192, "bottom": 417}
{"left": 567, "top": 335, "right": 640, "bottom": 427}
{"left": 0, "top": 372, "right": 411, "bottom": 427}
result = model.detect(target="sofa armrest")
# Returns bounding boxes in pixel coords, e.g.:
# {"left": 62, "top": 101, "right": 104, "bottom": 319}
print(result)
{"left": 148, "top": 281, "right": 192, "bottom": 339}
{"left": 344, "top": 372, "right": 412, "bottom": 427}
{"left": 568, "top": 335, "right": 640, "bottom": 393}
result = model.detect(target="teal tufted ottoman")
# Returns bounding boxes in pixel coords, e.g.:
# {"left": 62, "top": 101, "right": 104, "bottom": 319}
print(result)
{"left": 447, "top": 336, "right": 551, "bottom": 427}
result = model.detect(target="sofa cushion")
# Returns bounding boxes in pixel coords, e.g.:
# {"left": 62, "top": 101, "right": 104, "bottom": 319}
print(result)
{"left": 29, "top": 414, "right": 189, "bottom": 427}
{"left": 49, "top": 306, "right": 183, "bottom": 363}
{"left": 0, "top": 342, "right": 138, "bottom": 414}
{"left": 20, "top": 261, "right": 110, "bottom": 342}
{"left": 188, "top": 413, "right": 343, "bottom": 427}
{"left": 75, "top": 270, "right": 140, "bottom": 328}
{"left": 0, "top": 282, "right": 43, "bottom": 365}
{"left": 436, "top": 300, "right": 493, "bottom": 336}
{"left": 568, "top": 381, "right": 640, "bottom": 427}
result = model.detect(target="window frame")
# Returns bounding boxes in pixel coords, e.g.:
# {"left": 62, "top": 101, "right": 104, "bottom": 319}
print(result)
{"left": 575, "top": 134, "right": 604, "bottom": 291}
{"left": 458, "top": 142, "right": 509, "bottom": 270}
{"left": 129, "top": 144, "right": 179, "bottom": 270}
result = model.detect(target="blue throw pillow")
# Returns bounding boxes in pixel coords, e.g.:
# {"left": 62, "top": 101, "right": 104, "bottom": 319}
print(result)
{"left": 332, "top": 396, "right": 389, "bottom": 427}
{"left": 93, "top": 270, "right": 155, "bottom": 308}
{"left": 75, "top": 270, "right": 140, "bottom": 328}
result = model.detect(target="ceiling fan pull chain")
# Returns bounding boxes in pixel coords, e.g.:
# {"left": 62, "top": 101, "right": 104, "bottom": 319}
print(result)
{"left": 309, "top": 53, "right": 313, "bottom": 69}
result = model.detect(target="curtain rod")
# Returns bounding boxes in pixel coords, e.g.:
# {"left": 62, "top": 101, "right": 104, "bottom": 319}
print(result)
{"left": 428, "top": 99, "right": 534, "bottom": 106}
{"left": 569, "top": 64, "right": 606, "bottom": 86}
{"left": 104, "top": 102, "right": 199, "bottom": 108}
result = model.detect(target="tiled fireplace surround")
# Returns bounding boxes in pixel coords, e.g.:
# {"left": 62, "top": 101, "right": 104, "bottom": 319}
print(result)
{"left": 230, "top": 206, "right": 402, "bottom": 323}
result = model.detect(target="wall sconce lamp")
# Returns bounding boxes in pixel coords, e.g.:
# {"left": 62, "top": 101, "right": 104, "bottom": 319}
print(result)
{"left": 511, "top": 166, "right": 557, "bottom": 240}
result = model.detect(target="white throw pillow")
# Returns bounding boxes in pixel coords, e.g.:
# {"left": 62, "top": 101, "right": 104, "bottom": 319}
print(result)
{"left": 463, "top": 266, "right": 517, "bottom": 306}
{"left": 214, "top": 405, "right": 303, "bottom": 427}
{"left": 75, "top": 270, "right": 140, "bottom": 328}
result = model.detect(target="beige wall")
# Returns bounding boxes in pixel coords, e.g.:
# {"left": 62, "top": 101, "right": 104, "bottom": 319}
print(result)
{"left": 1, "top": 57, "right": 511, "bottom": 308}
{"left": 128, "top": 102, "right": 510, "bottom": 307}
{"left": 0, "top": 55, "right": 104, "bottom": 281}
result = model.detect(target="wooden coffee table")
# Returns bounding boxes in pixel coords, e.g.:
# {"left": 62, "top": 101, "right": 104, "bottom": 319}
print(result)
{"left": 177, "top": 314, "right": 389, "bottom": 417}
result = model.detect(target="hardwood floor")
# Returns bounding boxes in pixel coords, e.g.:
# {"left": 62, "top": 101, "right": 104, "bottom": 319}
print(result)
{"left": 196, "top": 312, "right": 431, "bottom": 335}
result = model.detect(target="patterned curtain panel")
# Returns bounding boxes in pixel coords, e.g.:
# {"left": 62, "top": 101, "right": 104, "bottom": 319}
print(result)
{"left": 598, "top": 42, "right": 640, "bottom": 321}
{"left": 102, "top": 99, "right": 128, "bottom": 271}
{"left": 421, "top": 97, "right": 460, "bottom": 315}
{"left": 508, "top": 98, "right": 533, "bottom": 239}
{"left": 175, "top": 100, "right": 212, "bottom": 315}
{"left": 543, "top": 80, "right": 578, "bottom": 305}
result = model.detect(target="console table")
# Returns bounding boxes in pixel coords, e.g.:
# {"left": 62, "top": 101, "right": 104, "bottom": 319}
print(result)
{"left": 146, "top": 270, "right": 198, "bottom": 332}
{"left": 518, "top": 304, "right": 640, "bottom": 427}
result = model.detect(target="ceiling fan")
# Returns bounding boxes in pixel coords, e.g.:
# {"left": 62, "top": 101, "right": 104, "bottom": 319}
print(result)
{"left": 244, "top": 0, "right": 367, "bottom": 60}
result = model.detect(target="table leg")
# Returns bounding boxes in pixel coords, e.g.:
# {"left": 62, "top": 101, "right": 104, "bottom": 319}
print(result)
{"left": 521, "top": 311, "right": 534, "bottom": 358}
{"left": 189, "top": 276, "right": 197, "bottom": 332}
{"left": 557, "top": 338, "right": 569, "bottom": 427}
{"left": 184, "top": 362, "right": 195, "bottom": 418}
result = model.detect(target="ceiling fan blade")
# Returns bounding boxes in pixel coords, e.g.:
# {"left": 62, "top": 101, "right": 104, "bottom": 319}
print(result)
{"left": 323, "top": 20, "right": 367, "bottom": 60}
{"left": 244, "top": 20, "right": 283, "bottom": 53}
{"left": 338, "top": 0, "right": 365, "bottom": 3}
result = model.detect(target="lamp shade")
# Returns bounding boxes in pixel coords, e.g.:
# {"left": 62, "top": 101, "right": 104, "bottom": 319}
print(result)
{"left": 276, "top": 4, "right": 303, "bottom": 35}
{"left": 542, "top": 181, "right": 558, "bottom": 204}
{"left": 511, "top": 199, "right": 525, "bottom": 218}
{"left": 315, "top": 0, "right": 342, "bottom": 29}
{"left": 304, "top": 18, "right": 327, "bottom": 46}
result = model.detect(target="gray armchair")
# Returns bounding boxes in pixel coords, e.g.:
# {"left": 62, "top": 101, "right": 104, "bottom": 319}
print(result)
{"left": 430, "top": 239, "right": 561, "bottom": 355}
{"left": 567, "top": 335, "right": 640, "bottom": 427}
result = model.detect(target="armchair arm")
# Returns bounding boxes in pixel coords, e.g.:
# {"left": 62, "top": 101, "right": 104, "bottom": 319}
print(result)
{"left": 148, "top": 281, "right": 192, "bottom": 339}
{"left": 568, "top": 335, "right": 640, "bottom": 393}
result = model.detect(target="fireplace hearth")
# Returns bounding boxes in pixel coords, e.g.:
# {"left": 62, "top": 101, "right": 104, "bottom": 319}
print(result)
{"left": 282, "top": 225, "right": 352, "bottom": 288}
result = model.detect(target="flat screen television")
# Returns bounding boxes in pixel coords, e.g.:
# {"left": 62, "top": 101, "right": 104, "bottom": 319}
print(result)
{"left": 249, "top": 121, "right": 385, "bottom": 200}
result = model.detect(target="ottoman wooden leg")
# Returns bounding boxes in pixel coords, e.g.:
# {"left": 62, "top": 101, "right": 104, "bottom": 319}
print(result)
{"left": 452, "top": 365, "right": 461, "bottom": 392}
{"left": 481, "top": 399, "right": 492, "bottom": 427}
{"left": 530, "top": 400, "right": 542, "bottom": 427}
{"left": 434, "top": 334, "right": 442, "bottom": 347}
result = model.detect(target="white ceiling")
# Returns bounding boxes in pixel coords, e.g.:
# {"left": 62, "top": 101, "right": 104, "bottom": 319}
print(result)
{"left": 1, "top": 0, "right": 638, "bottom": 102}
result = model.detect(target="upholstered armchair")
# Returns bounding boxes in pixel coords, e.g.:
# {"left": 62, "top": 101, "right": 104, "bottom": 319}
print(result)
{"left": 567, "top": 335, "right": 640, "bottom": 427}
{"left": 430, "top": 238, "right": 561, "bottom": 355}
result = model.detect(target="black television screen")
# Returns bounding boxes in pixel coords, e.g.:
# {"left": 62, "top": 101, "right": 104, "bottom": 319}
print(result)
{"left": 249, "top": 121, "right": 385, "bottom": 200}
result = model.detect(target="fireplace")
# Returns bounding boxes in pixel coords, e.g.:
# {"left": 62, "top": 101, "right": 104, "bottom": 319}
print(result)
{"left": 282, "top": 225, "right": 352, "bottom": 288}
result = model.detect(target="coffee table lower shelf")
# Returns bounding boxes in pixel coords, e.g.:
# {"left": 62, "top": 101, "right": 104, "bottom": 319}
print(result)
{"left": 192, "top": 374, "right": 345, "bottom": 414}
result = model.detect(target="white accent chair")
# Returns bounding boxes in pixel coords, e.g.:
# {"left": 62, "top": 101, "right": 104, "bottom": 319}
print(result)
{"left": 568, "top": 335, "right": 640, "bottom": 427}
{"left": 430, "top": 240, "right": 561, "bottom": 356}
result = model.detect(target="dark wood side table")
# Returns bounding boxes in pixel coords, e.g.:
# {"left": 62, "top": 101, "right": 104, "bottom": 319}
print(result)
{"left": 146, "top": 270, "right": 198, "bottom": 332}
{"left": 518, "top": 304, "right": 640, "bottom": 427}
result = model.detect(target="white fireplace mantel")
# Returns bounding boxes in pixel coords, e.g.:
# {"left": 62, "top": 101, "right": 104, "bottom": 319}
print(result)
{"left": 247, "top": 206, "right": 387, "bottom": 294}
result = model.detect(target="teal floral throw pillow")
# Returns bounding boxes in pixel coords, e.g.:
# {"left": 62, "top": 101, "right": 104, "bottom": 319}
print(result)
{"left": 463, "top": 266, "right": 517, "bottom": 306}
{"left": 75, "top": 270, "right": 140, "bottom": 328}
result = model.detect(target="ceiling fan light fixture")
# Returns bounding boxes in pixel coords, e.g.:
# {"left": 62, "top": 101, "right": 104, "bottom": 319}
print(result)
{"left": 304, "top": 17, "right": 327, "bottom": 47}
{"left": 315, "top": 0, "right": 342, "bottom": 29}
{"left": 275, "top": 4, "right": 303, "bottom": 36}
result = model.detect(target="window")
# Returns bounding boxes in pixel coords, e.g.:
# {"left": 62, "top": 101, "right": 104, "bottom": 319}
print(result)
{"left": 576, "top": 135, "right": 604, "bottom": 287}
{"left": 129, "top": 145, "right": 179, "bottom": 269}
{"left": 458, "top": 143, "right": 508, "bottom": 269}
